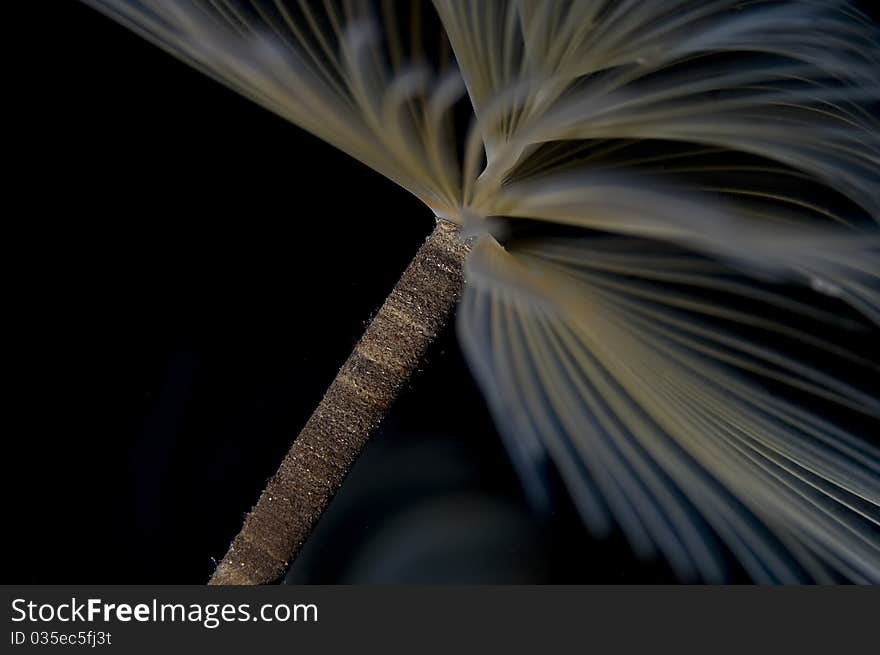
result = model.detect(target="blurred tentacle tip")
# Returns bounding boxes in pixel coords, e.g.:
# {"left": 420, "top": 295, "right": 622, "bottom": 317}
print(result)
{"left": 342, "top": 18, "right": 380, "bottom": 51}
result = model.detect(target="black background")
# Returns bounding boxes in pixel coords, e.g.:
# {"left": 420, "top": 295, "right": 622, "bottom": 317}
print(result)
{"left": 6, "top": 1, "right": 878, "bottom": 584}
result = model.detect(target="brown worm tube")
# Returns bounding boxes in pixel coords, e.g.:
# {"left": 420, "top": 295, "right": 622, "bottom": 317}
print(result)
{"left": 209, "top": 219, "right": 470, "bottom": 584}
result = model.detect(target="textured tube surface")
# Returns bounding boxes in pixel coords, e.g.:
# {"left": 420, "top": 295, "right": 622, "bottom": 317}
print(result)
{"left": 209, "top": 220, "right": 469, "bottom": 585}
